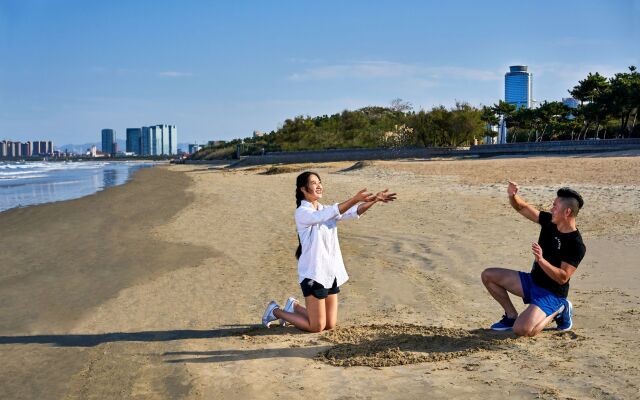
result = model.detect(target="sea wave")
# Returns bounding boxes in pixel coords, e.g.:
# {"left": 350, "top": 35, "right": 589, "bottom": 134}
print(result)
{"left": 0, "top": 174, "right": 49, "bottom": 180}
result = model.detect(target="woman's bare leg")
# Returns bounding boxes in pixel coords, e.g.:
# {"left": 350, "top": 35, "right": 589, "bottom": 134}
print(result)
{"left": 324, "top": 294, "right": 338, "bottom": 330}
{"left": 273, "top": 296, "right": 326, "bottom": 332}
{"left": 292, "top": 301, "right": 308, "bottom": 319}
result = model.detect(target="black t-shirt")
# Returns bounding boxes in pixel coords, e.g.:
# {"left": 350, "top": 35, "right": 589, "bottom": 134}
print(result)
{"left": 531, "top": 211, "right": 586, "bottom": 297}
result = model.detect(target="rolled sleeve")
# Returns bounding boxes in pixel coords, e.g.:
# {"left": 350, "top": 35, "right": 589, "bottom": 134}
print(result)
{"left": 295, "top": 203, "right": 340, "bottom": 226}
{"left": 337, "top": 203, "right": 360, "bottom": 221}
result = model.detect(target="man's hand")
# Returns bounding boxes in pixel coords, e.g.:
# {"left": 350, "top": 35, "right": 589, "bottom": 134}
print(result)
{"left": 532, "top": 242, "right": 543, "bottom": 262}
{"left": 507, "top": 180, "right": 539, "bottom": 223}
{"left": 508, "top": 181, "right": 519, "bottom": 197}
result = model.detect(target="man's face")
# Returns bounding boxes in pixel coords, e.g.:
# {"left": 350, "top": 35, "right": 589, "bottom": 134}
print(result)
{"left": 550, "top": 197, "right": 568, "bottom": 224}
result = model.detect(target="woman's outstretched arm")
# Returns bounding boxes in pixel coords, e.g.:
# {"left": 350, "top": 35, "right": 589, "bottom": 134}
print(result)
{"left": 296, "top": 188, "right": 373, "bottom": 226}
{"left": 357, "top": 189, "right": 397, "bottom": 216}
{"left": 338, "top": 188, "right": 372, "bottom": 214}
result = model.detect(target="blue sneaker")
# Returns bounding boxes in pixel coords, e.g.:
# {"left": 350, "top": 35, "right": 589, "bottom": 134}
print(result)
{"left": 262, "top": 301, "right": 280, "bottom": 328}
{"left": 556, "top": 299, "right": 573, "bottom": 331}
{"left": 491, "top": 315, "right": 516, "bottom": 331}
{"left": 280, "top": 297, "right": 298, "bottom": 326}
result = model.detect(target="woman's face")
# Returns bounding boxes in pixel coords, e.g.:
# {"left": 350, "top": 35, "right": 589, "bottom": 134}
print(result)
{"left": 302, "top": 174, "right": 323, "bottom": 202}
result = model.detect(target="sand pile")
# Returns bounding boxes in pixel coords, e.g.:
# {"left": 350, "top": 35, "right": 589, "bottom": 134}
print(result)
{"left": 317, "top": 324, "right": 515, "bottom": 367}
{"left": 337, "top": 160, "right": 376, "bottom": 173}
{"left": 262, "top": 163, "right": 340, "bottom": 175}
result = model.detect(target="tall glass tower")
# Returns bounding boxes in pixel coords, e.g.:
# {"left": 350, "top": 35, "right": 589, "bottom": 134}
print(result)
{"left": 101, "top": 129, "right": 116, "bottom": 155}
{"left": 126, "top": 128, "right": 142, "bottom": 155}
{"left": 168, "top": 125, "right": 178, "bottom": 155}
{"left": 505, "top": 65, "right": 532, "bottom": 109}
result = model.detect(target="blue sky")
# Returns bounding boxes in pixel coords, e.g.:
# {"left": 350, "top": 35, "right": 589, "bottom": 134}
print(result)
{"left": 1, "top": 0, "right": 638, "bottom": 145}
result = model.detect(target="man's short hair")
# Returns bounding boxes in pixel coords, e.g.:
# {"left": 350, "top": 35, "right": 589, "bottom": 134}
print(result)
{"left": 557, "top": 187, "right": 583, "bottom": 217}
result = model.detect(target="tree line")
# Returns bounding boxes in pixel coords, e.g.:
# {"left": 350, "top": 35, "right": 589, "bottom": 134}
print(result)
{"left": 192, "top": 66, "right": 639, "bottom": 160}
{"left": 485, "top": 66, "right": 639, "bottom": 142}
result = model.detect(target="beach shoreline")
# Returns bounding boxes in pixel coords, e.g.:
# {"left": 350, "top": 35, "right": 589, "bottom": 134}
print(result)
{"left": 1, "top": 155, "right": 639, "bottom": 399}
{"left": 0, "top": 160, "right": 158, "bottom": 214}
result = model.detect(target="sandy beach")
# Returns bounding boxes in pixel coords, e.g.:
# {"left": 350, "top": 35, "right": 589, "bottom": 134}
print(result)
{"left": 1, "top": 155, "right": 639, "bottom": 399}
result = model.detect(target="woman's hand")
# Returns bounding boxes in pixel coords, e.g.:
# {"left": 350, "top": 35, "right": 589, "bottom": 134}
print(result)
{"left": 374, "top": 189, "right": 397, "bottom": 203}
{"left": 353, "top": 188, "right": 373, "bottom": 202}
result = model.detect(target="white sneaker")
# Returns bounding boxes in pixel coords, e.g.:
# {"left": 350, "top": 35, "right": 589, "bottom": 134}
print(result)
{"left": 262, "top": 301, "right": 280, "bottom": 328}
{"left": 280, "top": 297, "right": 298, "bottom": 326}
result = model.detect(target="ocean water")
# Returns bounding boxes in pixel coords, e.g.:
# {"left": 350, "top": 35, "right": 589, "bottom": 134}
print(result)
{"left": 0, "top": 161, "right": 156, "bottom": 213}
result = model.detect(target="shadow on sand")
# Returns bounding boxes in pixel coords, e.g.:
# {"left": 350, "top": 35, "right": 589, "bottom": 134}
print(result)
{"left": 318, "top": 325, "right": 516, "bottom": 367}
{"left": 162, "top": 325, "right": 521, "bottom": 367}
{"left": 0, "top": 324, "right": 301, "bottom": 348}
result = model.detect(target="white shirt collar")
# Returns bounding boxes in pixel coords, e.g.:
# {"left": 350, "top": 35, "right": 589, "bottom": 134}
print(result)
{"left": 300, "top": 199, "right": 322, "bottom": 209}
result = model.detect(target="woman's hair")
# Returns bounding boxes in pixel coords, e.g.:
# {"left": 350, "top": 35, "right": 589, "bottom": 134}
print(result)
{"left": 295, "top": 171, "right": 320, "bottom": 259}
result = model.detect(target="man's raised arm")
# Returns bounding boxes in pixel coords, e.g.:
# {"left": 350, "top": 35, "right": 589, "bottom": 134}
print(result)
{"left": 508, "top": 181, "right": 540, "bottom": 223}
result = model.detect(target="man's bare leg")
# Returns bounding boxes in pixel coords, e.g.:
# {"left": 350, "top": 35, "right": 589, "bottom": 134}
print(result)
{"left": 513, "top": 304, "right": 563, "bottom": 337}
{"left": 481, "top": 268, "right": 524, "bottom": 319}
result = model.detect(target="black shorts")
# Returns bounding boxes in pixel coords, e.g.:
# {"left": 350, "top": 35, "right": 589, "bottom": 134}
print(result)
{"left": 300, "top": 278, "right": 340, "bottom": 300}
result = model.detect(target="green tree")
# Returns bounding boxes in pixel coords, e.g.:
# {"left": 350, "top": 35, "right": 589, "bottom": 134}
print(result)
{"left": 608, "top": 66, "right": 640, "bottom": 137}
{"left": 480, "top": 106, "right": 499, "bottom": 142}
{"left": 491, "top": 101, "right": 517, "bottom": 142}
{"left": 570, "top": 73, "right": 610, "bottom": 139}
{"left": 446, "top": 102, "right": 483, "bottom": 146}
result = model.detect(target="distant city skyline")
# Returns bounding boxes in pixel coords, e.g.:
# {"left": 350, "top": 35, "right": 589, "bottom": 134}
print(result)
{"left": 1, "top": 139, "right": 54, "bottom": 158}
{"left": 1, "top": 1, "right": 638, "bottom": 145}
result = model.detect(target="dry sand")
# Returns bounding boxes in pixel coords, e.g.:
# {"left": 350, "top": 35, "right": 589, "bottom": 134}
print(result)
{"left": 1, "top": 155, "right": 639, "bottom": 399}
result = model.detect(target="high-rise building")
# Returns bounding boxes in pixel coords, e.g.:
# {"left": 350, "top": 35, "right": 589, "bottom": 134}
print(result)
{"left": 126, "top": 128, "right": 142, "bottom": 155}
{"left": 141, "top": 126, "right": 151, "bottom": 156}
{"left": 151, "top": 126, "right": 162, "bottom": 155}
{"left": 136, "top": 124, "right": 178, "bottom": 156}
{"left": 10, "top": 141, "right": 21, "bottom": 157}
{"left": 157, "top": 124, "right": 169, "bottom": 155}
{"left": 505, "top": 65, "right": 533, "bottom": 109}
{"left": 0, "top": 141, "right": 6, "bottom": 157}
{"left": 101, "top": 129, "right": 116, "bottom": 156}
{"left": 168, "top": 125, "right": 178, "bottom": 155}
{"left": 21, "top": 142, "right": 32, "bottom": 157}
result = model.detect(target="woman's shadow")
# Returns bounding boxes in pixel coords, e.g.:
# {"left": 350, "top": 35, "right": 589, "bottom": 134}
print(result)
{"left": 161, "top": 325, "right": 518, "bottom": 366}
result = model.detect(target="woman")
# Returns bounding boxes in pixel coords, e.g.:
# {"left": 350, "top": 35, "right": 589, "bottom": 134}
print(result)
{"left": 262, "top": 171, "right": 396, "bottom": 332}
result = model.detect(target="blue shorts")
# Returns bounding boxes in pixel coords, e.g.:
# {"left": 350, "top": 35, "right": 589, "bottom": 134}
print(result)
{"left": 518, "top": 272, "right": 565, "bottom": 316}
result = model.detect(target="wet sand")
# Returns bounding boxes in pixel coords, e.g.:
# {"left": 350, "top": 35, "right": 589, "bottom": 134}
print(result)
{"left": 1, "top": 155, "right": 639, "bottom": 399}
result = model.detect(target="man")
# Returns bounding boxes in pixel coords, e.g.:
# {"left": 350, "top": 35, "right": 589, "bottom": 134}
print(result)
{"left": 481, "top": 182, "right": 586, "bottom": 336}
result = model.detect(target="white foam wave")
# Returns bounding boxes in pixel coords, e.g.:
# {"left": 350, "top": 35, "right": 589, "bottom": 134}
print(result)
{"left": 0, "top": 174, "right": 49, "bottom": 180}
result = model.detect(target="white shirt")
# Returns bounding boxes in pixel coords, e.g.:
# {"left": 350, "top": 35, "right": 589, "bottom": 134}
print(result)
{"left": 295, "top": 199, "right": 360, "bottom": 288}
